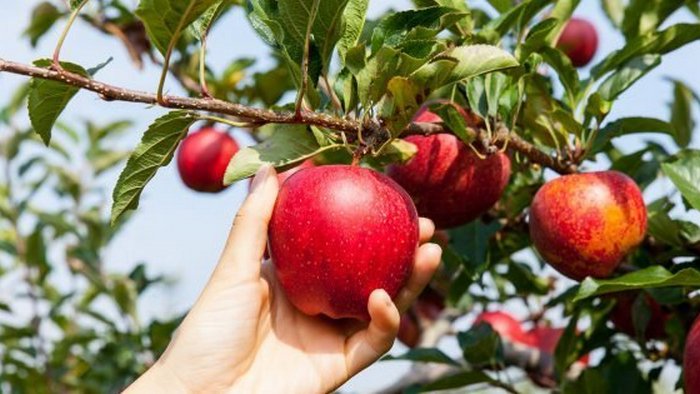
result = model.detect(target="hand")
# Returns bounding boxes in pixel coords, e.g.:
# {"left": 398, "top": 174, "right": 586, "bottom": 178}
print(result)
{"left": 126, "top": 166, "right": 442, "bottom": 394}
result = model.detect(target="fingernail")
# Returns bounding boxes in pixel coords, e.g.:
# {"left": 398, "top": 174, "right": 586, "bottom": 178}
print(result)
{"left": 250, "top": 165, "right": 271, "bottom": 193}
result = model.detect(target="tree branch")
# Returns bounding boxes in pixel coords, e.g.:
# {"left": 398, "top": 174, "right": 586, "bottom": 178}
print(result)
{"left": 0, "top": 58, "right": 577, "bottom": 174}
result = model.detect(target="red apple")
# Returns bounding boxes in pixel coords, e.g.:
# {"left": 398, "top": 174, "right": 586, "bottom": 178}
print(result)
{"left": 610, "top": 292, "right": 669, "bottom": 340}
{"left": 414, "top": 287, "right": 445, "bottom": 322}
{"left": 398, "top": 312, "right": 421, "bottom": 348}
{"left": 474, "top": 311, "right": 531, "bottom": 345}
{"left": 529, "top": 171, "right": 647, "bottom": 281}
{"left": 685, "top": 316, "right": 700, "bottom": 394}
{"left": 527, "top": 326, "right": 589, "bottom": 365}
{"left": 387, "top": 133, "right": 511, "bottom": 229}
{"left": 412, "top": 99, "right": 484, "bottom": 127}
{"left": 268, "top": 165, "right": 419, "bottom": 320}
{"left": 556, "top": 17, "right": 598, "bottom": 68}
{"left": 176, "top": 127, "right": 239, "bottom": 193}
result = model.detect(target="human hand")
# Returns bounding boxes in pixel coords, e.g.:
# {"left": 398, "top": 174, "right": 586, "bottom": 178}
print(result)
{"left": 126, "top": 165, "right": 442, "bottom": 393}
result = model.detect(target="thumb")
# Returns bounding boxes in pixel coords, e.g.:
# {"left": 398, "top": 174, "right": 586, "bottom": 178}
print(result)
{"left": 214, "top": 165, "right": 279, "bottom": 283}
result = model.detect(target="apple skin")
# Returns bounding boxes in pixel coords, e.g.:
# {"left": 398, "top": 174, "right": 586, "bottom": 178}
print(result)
{"left": 398, "top": 312, "right": 421, "bottom": 348}
{"left": 268, "top": 165, "right": 419, "bottom": 320}
{"left": 474, "top": 311, "right": 532, "bottom": 345}
{"left": 556, "top": 17, "right": 598, "bottom": 68}
{"left": 387, "top": 134, "right": 511, "bottom": 229}
{"left": 412, "top": 99, "right": 484, "bottom": 128}
{"left": 529, "top": 171, "right": 647, "bottom": 281}
{"left": 609, "top": 292, "right": 669, "bottom": 340}
{"left": 685, "top": 317, "right": 700, "bottom": 394}
{"left": 176, "top": 127, "right": 239, "bottom": 193}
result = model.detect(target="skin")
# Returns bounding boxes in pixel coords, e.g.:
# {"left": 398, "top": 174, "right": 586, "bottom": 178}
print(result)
{"left": 177, "top": 127, "right": 239, "bottom": 193}
{"left": 269, "top": 165, "right": 419, "bottom": 320}
{"left": 685, "top": 316, "right": 700, "bottom": 394}
{"left": 556, "top": 17, "right": 599, "bottom": 68}
{"left": 609, "top": 291, "right": 669, "bottom": 340}
{"left": 529, "top": 171, "right": 647, "bottom": 281}
{"left": 474, "top": 311, "right": 531, "bottom": 345}
{"left": 388, "top": 134, "right": 511, "bottom": 229}
{"left": 126, "top": 166, "right": 442, "bottom": 393}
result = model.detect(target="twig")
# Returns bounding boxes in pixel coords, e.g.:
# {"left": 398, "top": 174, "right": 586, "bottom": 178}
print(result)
{"left": 156, "top": 0, "right": 198, "bottom": 104}
{"left": 295, "top": 0, "right": 321, "bottom": 118}
{"left": 53, "top": 0, "right": 90, "bottom": 68}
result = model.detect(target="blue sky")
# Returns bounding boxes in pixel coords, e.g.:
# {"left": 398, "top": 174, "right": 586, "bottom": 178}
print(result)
{"left": 1, "top": 1, "right": 698, "bottom": 391}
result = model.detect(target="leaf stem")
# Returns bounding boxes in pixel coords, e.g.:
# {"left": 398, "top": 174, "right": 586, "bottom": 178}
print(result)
{"left": 295, "top": 0, "right": 322, "bottom": 118}
{"left": 156, "top": 0, "right": 199, "bottom": 104}
{"left": 53, "top": 0, "right": 90, "bottom": 68}
{"left": 199, "top": 35, "right": 212, "bottom": 99}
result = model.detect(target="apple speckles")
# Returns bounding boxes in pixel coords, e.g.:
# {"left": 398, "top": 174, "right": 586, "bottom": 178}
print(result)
{"left": 268, "top": 165, "right": 419, "bottom": 320}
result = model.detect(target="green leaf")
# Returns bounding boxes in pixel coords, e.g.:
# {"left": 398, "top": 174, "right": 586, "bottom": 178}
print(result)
{"left": 68, "top": 0, "right": 87, "bottom": 10}
{"left": 421, "top": 370, "right": 504, "bottom": 392}
{"left": 601, "top": 0, "right": 625, "bottom": 28}
{"left": 382, "top": 348, "right": 459, "bottom": 365}
{"left": 224, "top": 125, "right": 341, "bottom": 184}
{"left": 371, "top": 6, "right": 468, "bottom": 51}
{"left": 668, "top": 79, "right": 695, "bottom": 148}
{"left": 574, "top": 266, "right": 700, "bottom": 302}
{"left": 111, "top": 111, "right": 197, "bottom": 224}
{"left": 337, "top": 0, "right": 369, "bottom": 63}
{"left": 592, "top": 23, "right": 700, "bottom": 79}
{"left": 191, "top": 0, "right": 228, "bottom": 39}
{"left": 28, "top": 60, "right": 88, "bottom": 145}
{"left": 486, "top": 0, "right": 515, "bottom": 13}
{"left": 458, "top": 323, "right": 502, "bottom": 366}
{"left": 598, "top": 54, "right": 661, "bottom": 102}
{"left": 591, "top": 117, "right": 676, "bottom": 154}
{"left": 647, "top": 201, "right": 683, "bottom": 247}
{"left": 451, "top": 219, "right": 501, "bottom": 278}
{"left": 540, "top": 46, "right": 579, "bottom": 105}
{"left": 411, "top": 45, "right": 519, "bottom": 90}
{"left": 661, "top": 150, "right": 700, "bottom": 211}
{"left": 23, "top": 2, "right": 63, "bottom": 47}
{"left": 135, "top": 0, "right": 221, "bottom": 55}
{"left": 431, "top": 102, "right": 474, "bottom": 144}
{"left": 488, "top": 0, "right": 552, "bottom": 36}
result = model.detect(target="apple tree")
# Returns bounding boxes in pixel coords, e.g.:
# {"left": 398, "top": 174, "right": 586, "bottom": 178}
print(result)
{"left": 2, "top": 0, "right": 700, "bottom": 392}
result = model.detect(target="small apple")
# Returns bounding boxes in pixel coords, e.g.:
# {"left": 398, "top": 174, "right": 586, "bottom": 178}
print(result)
{"left": 474, "top": 311, "right": 531, "bottom": 345}
{"left": 268, "top": 165, "right": 419, "bottom": 320}
{"left": 556, "top": 17, "right": 598, "bottom": 68}
{"left": 529, "top": 171, "right": 647, "bottom": 281}
{"left": 609, "top": 292, "right": 669, "bottom": 340}
{"left": 177, "top": 127, "right": 239, "bottom": 193}
{"left": 387, "top": 133, "right": 511, "bottom": 229}
{"left": 685, "top": 316, "right": 700, "bottom": 394}
{"left": 397, "top": 288, "right": 445, "bottom": 348}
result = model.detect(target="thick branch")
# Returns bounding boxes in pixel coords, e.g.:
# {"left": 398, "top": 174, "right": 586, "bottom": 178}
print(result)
{"left": 0, "top": 58, "right": 576, "bottom": 174}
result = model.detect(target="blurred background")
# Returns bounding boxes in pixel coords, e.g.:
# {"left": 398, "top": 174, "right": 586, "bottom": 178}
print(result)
{"left": 0, "top": 1, "right": 699, "bottom": 392}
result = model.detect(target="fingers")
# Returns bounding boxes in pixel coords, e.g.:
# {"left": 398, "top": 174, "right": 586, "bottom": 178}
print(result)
{"left": 419, "top": 217, "right": 435, "bottom": 244}
{"left": 344, "top": 289, "right": 400, "bottom": 377}
{"left": 395, "top": 243, "right": 442, "bottom": 313}
{"left": 215, "top": 165, "right": 279, "bottom": 282}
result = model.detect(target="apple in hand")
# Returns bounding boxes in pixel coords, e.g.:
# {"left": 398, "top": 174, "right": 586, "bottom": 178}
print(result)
{"left": 556, "top": 17, "right": 598, "bottom": 68}
{"left": 685, "top": 316, "right": 700, "bottom": 394}
{"left": 529, "top": 171, "right": 647, "bottom": 281}
{"left": 268, "top": 165, "right": 419, "bottom": 320}
{"left": 177, "top": 127, "right": 239, "bottom": 193}
{"left": 474, "top": 311, "right": 531, "bottom": 345}
{"left": 388, "top": 102, "right": 511, "bottom": 229}
{"left": 610, "top": 291, "right": 669, "bottom": 340}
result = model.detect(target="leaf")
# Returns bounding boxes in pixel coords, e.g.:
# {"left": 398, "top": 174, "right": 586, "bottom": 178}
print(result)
{"left": 432, "top": 103, "right": 475, "bottom": 144}
{"left": 191, "top": 0, "right": 227, "bottom": 38}
{"left": 601, "top": 0, "right": 625, "bottom": 28}
{"left": 111, "top": 111, "right": 197, "bottom": 224}
{"left": 224, "top": 125, "right": 341, "bottom": 184}
{"left": 411, "top": 45, "right": 519, "bottom": 90}
{"left": 27, "top": 60, "right": 88, "bottom": 145}
{"left": 23, "top": 2, "right": 63, "bottom": 47}
{"left": 488, "top": 0, "right": 552, "bottom": 36}
{"left": 451, "top": 219, "right": 501, "bottom": 278}
{"left": 592, "top": 23, "right": 700, "bottom": 79}
{"left": 574, "top": 266, "right": 700, "bottom": 302}
{"left": 597, "top": 54, "right": 661, "bottom": 102}
{"left": 371, "top": 6, "right": 468, "bottom": 51}
{"left": 420, "top": 371, "right": 504, "bottom": 392}
{"left": 135, "top": 0, "right": 221, "bottom": 55}
{"left": 661, "top": 150, "right": 700, "bottom": 211}
{"left": 382, "top": 348, "right": 459, "bottom": 365}
{"left": 591, "top": 117, "right": 676, "bottom": 154}
{"left": 337, "top": 0, "right": 369, "bottom": 63}
{"left": 540, "top": 46, "right": 579, "bottom": 105}
{"left": 381, "top": 77, "right": 423, "bottom": 136}
{"left": 668, "top": 79, "right": 695, "bottom": 148}
{"left": 457, "top": 323, "right": 502, "bottom": 366}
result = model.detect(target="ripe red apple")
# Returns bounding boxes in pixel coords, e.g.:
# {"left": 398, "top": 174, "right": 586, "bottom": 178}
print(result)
{"left": 177, "top": 127, "right": 239, "bottom": 193}
{"left": 556, "top": 17, "right": 598, "bottom": 68}
{"left": 527, "top": 326, "right": 589, "bottom": 365}
{"left": 387, "top": 133, "right": 511, "bottom": 229}
{"left": 268, "top": 165, "right": 419, "bottom": 320}
{"left": 685, "top": 316, "right": 700, "bottom": 394}
{"left": 398, "top": 312, "right": 421, "bottom": 348}
{"left": 474, "top": 311, "right": 531, "bottom": 345}
{"left": 412, "top": 99, "right": 484, "bottom": 128}
{"left": 610, "top": 292, "right": 669, "bottom": 340}
{"left": 529, "top": 171, "right": 647, "bottom": 281}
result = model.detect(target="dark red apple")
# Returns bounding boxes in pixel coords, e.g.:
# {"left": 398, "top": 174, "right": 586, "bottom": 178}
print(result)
{"left": 556, "top": 17, "right": 598, "bottom": 68}
{"left": 387, "top": 133, "right": 511, "bottom": 229}
{"left": 177, "top": 127, "right": 239, "bottom": 193}
{"left": 685, "top": 316, "right": 700, "bottom": 394}
{"left": 527, "top": 326, "right": 589, "bottom": 365}
{"left": 529, "top": 171, "right": 647, "bottom": 281}
{"left": 398, "top": 312, "right": 421, "bottom": 348}
{"left": 412, "top": 99, "right": 483, "bottom": 128}
{"left": 474, "top": 311, "right": 531, "bottom": 345}
{"left": 610, "top": 292, "right": 669, "bottom": 340}
{"left": 268, "top": 165, "right": 419, "bottom": 320}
